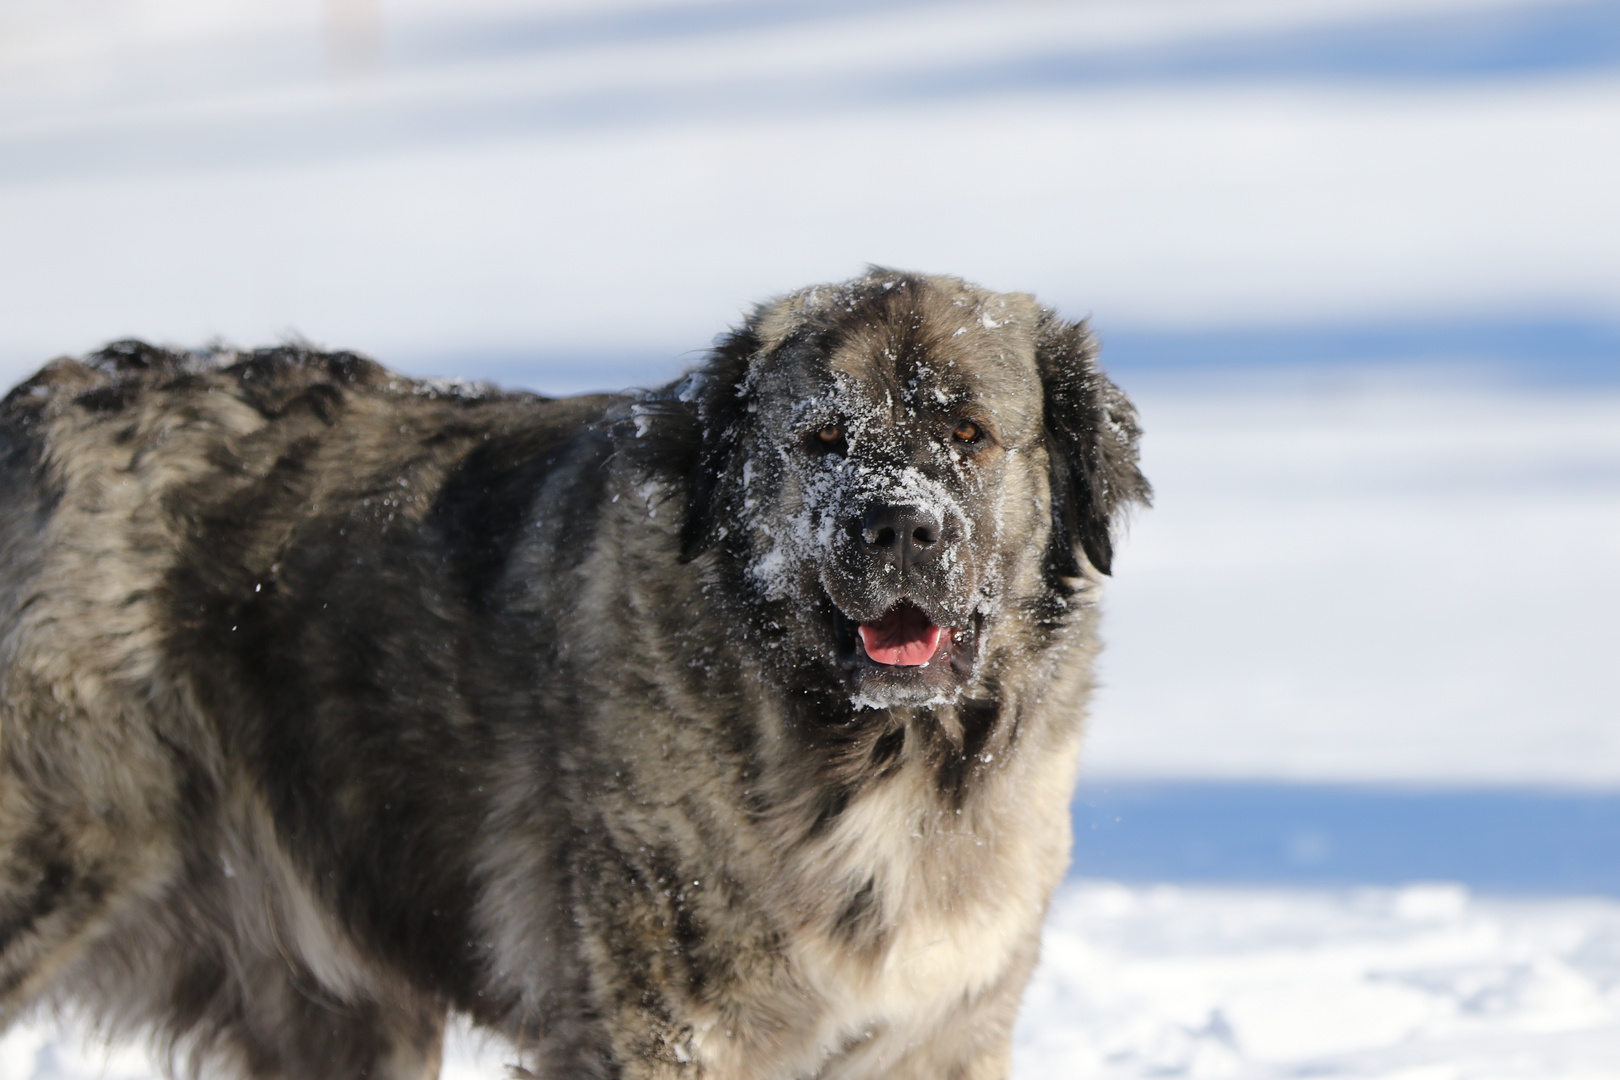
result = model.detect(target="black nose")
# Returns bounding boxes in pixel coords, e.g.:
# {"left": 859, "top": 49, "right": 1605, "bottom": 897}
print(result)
{"left": 857, "top": 504, "right": 942, "bottom": 574}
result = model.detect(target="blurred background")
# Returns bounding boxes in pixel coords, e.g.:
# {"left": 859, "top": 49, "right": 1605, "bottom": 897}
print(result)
{"left": 2, "top": 1, "right": 1619, "bottom": 1077}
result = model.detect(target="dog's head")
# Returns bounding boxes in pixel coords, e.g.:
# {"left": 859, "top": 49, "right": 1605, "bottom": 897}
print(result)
{"left": 665, "top": 270, "right": 1149, "bottom": 710}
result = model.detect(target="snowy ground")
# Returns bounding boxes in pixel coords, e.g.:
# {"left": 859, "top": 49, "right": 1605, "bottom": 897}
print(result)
{"left": 13, "top": 879, "right": 1620, "bottom": 1080}
{"left": 3, "top": 1, "right": 1620, "bottom": 1076}
{"left": 1017, "top": 880, "right": 1620, "bottom": 1080}
{"left": 2, "top": 0, "right": 1620, "bottom": 371}
{"left": 1088, "top": 371, "right": 1620, "bottom": 786}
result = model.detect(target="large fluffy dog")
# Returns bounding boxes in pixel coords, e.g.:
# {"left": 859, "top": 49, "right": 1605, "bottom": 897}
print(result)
{"left": 0, "top": 270, "right": 1148, "bottom": 1078}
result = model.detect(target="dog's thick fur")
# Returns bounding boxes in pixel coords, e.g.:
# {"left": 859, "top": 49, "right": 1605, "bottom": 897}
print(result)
{"left": 0, "top": 270, "right": 1148, "bottom": 1079}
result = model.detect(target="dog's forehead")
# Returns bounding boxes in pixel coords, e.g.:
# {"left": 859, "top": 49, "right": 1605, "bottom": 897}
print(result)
{"left": 757, "top": 277, "right": 1045, "bottom": 437}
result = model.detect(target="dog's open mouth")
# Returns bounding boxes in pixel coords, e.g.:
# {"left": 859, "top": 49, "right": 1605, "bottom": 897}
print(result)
{"left": 829, "top": 596, "right": 980, "bottom": 706}
{"left": 857, "top": 602, "right": 948, "bottom": 667}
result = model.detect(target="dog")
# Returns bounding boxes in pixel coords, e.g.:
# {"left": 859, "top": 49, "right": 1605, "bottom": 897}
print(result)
{"left": 0, "top": 269, "right": 1148, "bottom": 1078}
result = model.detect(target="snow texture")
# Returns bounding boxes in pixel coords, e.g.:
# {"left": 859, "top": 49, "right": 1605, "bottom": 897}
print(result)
{"left": 3, "top": 0, "right": 1620, "bottom": 372}
{"left": 1014, "top": 878, "right": 1620, "bottom": 1079}
{"left": 1086, "top": 372, "right": 1620, "bottom": 786}
{"left": 13, "top": 877, "right": 1620, "bottom": 1079}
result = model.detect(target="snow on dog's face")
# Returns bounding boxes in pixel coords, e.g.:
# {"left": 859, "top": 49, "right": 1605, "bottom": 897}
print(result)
{"left": 676, "top": 270, "right": 1147, "bottom": 710}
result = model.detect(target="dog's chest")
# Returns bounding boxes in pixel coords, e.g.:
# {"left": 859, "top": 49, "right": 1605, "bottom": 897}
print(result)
{"left": 697, "top": 767, "right": 1059, "bottom": 1077}
{"left": 804, "top": 872, "right": 1033, "bottom": 1022}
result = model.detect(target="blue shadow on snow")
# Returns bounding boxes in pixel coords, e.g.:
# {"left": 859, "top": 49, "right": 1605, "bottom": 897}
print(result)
{"left": 1071, "top": 780, "right": 1620, "bottom": 896}
{"left": 1100, "top": 318, "right": 1620, "bottom": 386}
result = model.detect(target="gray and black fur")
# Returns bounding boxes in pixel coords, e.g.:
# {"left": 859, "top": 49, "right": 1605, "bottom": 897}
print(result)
{"left": 0, "top": 271, "right": 1149, "bottom": 1079}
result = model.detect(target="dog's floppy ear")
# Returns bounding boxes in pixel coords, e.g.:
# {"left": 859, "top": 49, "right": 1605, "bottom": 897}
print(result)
{"left": 676, "top": 324, "right": 759, "bottom": 562}
{"left": 1036, "top": 314, "right": 1151, "bottom": 578}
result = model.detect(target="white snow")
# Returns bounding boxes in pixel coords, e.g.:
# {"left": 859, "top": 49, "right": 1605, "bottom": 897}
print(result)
{"left": 13, "top": 877, "right": 1620, "bottom": 1078}
{"left": 2, "top": 0, "right": 1619, "bottom": 374}
{"left": 1086, "top": 372, "right": 1620, "bottom": 786}
{"left": 1015, "top": 878, "right": 1620, "bottom": 1079}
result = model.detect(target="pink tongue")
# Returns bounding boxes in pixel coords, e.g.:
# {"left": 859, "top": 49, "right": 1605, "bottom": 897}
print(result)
{"left": 858, "top": 607, "right": 946, "bottom": 667}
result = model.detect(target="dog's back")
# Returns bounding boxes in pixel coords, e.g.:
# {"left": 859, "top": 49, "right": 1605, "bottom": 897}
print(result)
{"left": 0, "top": 342, "right": 621, "bottom": 1077}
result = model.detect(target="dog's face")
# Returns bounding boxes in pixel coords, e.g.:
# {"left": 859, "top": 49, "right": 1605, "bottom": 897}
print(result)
{"left": 678, "top": 271, "right": 1147, "bottom": 710}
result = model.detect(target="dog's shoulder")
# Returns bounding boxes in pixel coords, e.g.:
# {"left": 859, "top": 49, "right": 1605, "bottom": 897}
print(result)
{"left": 0, "top": 339, "right": 378, "bottom": 466}
{"left": 0, "top": 339, "right": 627, "bottom": 626}
{"left": 2, "top": 339, "right": 470, "bottom": 434}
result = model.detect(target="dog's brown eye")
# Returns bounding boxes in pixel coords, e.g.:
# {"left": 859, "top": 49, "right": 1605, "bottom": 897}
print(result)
{"left": 952, "top": 420, "right": 980, "bottom": 443}
{"left": 818, "top": 424, "right": 841, "bottom": 444}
